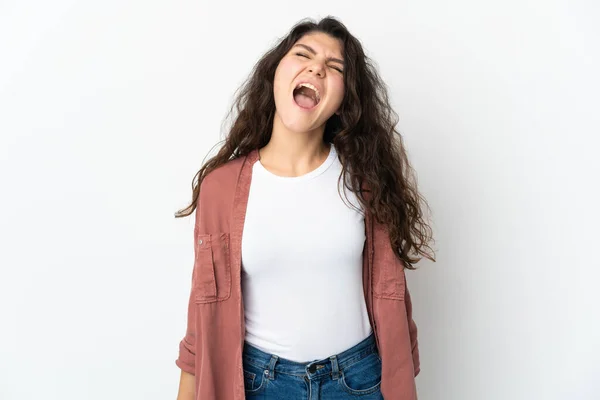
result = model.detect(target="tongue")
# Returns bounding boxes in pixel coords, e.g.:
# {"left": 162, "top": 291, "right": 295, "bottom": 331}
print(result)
{"left": 294, "top": 93, "right": 317, "bottom": 109}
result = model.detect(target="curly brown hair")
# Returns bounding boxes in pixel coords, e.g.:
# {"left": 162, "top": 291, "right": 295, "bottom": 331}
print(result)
{"left": 175, "top": 16, "right": 435, "bottom": 269}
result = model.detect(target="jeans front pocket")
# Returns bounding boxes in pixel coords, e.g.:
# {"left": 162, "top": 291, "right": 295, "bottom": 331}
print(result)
{"left": 242, "top": 358, "right": 269, "bottom": 395}
{"left": 338, "top": 352, "right": 382, "bottom": 396}
{"left": 193, "top": 232, "right": 231, "bottom": 303}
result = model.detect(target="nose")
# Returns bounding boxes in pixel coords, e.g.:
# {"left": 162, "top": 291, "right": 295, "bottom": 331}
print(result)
{"left": 308, "top": 63, "right": 325, "bottom": 77}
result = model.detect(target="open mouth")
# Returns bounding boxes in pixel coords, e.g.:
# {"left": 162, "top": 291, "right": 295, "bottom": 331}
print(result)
{"left": 293, "top": 83, "right": 321, "bottom": 110}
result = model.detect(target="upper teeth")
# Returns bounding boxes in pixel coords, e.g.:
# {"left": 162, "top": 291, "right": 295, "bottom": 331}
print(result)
{"left": 296, "top": 82, "right": 320, "bottom": 102}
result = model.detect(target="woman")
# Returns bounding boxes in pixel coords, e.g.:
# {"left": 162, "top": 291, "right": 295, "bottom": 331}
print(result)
{"left": 174, "top": 16, "right": 435, "bottom": 400}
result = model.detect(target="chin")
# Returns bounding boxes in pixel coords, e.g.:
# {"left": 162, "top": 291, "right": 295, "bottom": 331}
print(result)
{"left": 273, "top": 109, "right": 311, "bottom": 132}
{"left": 276, "top": 109, "right": 334, "bottom": 135}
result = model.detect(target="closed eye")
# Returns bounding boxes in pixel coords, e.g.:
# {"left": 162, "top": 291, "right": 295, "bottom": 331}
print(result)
{"left": 295, "top": 52, "right": 344, "bottom": 73}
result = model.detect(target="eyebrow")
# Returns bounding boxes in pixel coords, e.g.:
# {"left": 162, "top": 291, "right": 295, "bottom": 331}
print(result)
{"left": 293, "top": 43, "right": 345, "bottom": 66}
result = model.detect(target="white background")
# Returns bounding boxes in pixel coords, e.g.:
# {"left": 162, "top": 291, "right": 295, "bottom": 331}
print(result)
{"left": 1, "top": 1, "right": 598, "bottom": 399}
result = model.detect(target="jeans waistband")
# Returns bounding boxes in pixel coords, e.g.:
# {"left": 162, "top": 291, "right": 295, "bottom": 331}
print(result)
{"left": 242, "top": 332, "right": 378, "bottom": 379}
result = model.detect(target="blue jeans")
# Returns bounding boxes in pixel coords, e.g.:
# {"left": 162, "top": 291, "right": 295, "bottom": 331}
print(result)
{"left": 242, "top": 332, "right": 384, "bottom": 399}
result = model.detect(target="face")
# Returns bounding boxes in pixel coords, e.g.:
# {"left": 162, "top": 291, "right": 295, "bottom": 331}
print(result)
{"left": 272, "top": 31, "right": 345, "bottom": 134}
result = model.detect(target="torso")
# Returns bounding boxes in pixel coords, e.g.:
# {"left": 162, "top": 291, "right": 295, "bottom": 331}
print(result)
{"left": 241, "top": 143, "right": 371, "bottom": 361}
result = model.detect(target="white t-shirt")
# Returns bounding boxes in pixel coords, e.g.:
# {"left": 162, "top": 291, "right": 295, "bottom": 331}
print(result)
{"left": 241, "top": 143, "right": 372, "bottom": 362}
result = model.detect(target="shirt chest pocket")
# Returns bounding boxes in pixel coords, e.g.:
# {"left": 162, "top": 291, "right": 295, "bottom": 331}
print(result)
{"left": 372, "top": 249, "right": 406, "bottom": 301}
{"left": 193, "top": 233, "right": 232, "bottom": 303}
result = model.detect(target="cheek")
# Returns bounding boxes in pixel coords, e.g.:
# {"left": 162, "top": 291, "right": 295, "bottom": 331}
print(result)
{"left": 274, "top": 58, "right": 297, "bottom": 92}
{"left": 329, "top": 79, "right": 345, "bottom": 104}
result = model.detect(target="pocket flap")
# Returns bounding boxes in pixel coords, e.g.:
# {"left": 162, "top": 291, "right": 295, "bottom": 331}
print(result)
{"left": 193, "top": 233, "right": 231, "bottom": 303}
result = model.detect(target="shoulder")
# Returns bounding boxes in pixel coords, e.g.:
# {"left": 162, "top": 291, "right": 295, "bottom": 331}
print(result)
{"left": 201, "top": 156, "right": 246, "bottom": 193}
{"left": 197, "top": 154, "right": 250, "bottom": 214}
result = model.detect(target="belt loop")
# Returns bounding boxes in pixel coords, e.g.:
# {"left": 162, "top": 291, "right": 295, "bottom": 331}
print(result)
{"left": 330, "top": 355, "right": 340, "bottom": 380}
{"left": 267, "top": 355, "right": 278, "bottom": 380}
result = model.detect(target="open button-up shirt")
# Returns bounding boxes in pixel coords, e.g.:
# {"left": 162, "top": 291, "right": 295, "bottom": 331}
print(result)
{"left": 176, "top": 148, "right": 420, "bottom": 399}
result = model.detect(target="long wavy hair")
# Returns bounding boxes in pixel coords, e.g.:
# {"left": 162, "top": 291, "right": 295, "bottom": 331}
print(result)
{"left": 175, "top": 16, "right": 435, "bottom": 269}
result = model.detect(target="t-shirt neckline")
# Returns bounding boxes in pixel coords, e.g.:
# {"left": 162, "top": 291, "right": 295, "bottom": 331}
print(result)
{"left": 256, "top": 144, "right": 337, "bottom": 182}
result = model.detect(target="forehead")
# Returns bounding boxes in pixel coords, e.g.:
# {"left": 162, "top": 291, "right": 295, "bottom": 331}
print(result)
{"left": 294, "top": 32, "right": 344, "bottom": 57}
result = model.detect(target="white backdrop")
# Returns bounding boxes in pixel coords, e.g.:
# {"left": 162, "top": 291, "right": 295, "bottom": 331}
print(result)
{"left": 1, "top": 1, "right": 598, "bottom": 399}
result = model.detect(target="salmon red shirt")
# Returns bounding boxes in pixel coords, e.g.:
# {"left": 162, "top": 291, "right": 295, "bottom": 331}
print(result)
{"left": 176, "top": 149, "right": 420, "bottom": 399}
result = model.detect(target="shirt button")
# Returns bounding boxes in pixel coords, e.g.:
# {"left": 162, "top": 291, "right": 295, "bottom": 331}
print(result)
{"left": 198, "top": 239, "right": 203, "bottom": 245}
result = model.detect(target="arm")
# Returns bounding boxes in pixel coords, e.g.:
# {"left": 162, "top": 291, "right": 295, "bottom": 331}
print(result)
{"left": 405, "top": 284, "right": 420, "bottom": 376}
{"left": 176, "top": 370, "right": 195, "bottom": 400}
{"left": 175, "top": 196, "right": 202, "bottom": 398}
{"left": 175, "top": 284, "right": 197, "bottom": 375}
{"left": 175, "top": 284, "right": 197, "bottom": 399}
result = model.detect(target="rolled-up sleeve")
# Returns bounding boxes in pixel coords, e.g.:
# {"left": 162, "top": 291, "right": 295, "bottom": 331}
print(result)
{"left": 175, "top": 285, "right": 197, "bottom": 375}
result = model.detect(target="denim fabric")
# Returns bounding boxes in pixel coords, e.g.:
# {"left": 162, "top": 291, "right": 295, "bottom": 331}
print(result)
{"left": 242, "top": 332, "right": 384, "bottom": 399}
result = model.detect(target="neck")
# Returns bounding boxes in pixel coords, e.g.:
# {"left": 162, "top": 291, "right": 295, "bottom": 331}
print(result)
{"left": 258, "top": 113, "right": 331, "bottom": 177}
